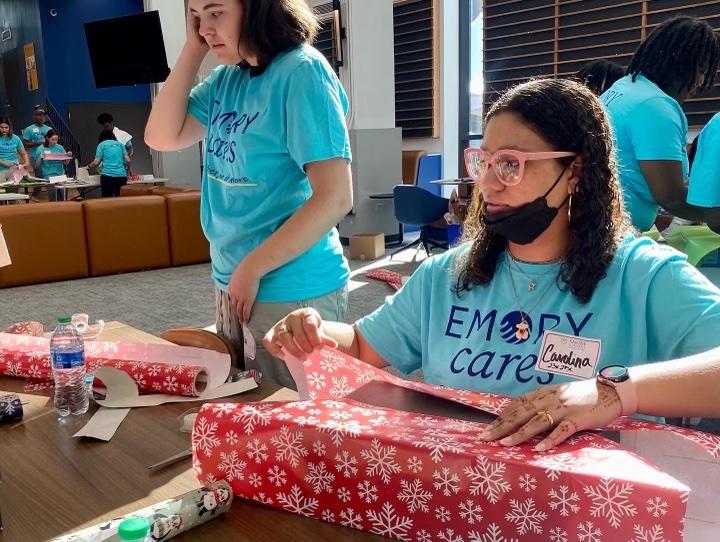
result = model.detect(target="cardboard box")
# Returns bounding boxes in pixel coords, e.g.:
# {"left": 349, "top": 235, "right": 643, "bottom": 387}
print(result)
{"left": 193, "top": 348, "right": 720, "bottom": 542}
{"left": 349, "top": 233, "right": 385, "bottom": 260}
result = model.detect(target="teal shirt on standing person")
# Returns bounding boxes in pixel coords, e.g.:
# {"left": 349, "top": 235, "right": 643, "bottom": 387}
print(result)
{"left": 187, "top": 44, "right": 352, "bottom": 303}
{"left": 37, "top": 143, "right": 67, "bottom": 179}
{"left": 688, "top": 112, "right": 720, "bottom": 207}
{"left": 600, "top": 75, "right": 689, "bottom": 232}
{"left": 0, "top": 134, "right": 23, "bottom": 171}
{"left": 95, "top": 140, "right": 127, "bottom": 177}
{"left": 22, "top": 124, "right": 52, "bottom": 161}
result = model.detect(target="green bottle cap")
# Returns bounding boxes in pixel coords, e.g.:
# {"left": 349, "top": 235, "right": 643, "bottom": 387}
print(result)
{"left": 117, "top": 517, "right": 150, "bottom": 540}
{"left": 57, "top": 315, "right": 71, "bottom": 324}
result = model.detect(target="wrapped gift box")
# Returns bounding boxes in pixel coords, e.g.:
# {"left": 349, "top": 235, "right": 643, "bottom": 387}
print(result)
{"left": 193, "top": 348, "right": 720, "bottom": 541}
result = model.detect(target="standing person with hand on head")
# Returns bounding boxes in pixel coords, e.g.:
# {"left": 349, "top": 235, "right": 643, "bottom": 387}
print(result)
{"left": 35, "top": 129, "right": 72, "bottom": 201}
{"left": 600, "top": 15, "right": 720, "bottom": 232}
{"left": 86, "top": 129, "right": 130, "bottom": 197}
{"left": 265, "top": 78, "right": 720, "bottom": 406}
{"left": 145, "top": 0, "right": 353, "bottom": 390}
{"left": 0, "top": 117, "right": 29, "bottom": 183}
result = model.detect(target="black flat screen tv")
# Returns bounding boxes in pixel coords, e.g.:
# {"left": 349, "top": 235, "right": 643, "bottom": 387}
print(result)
{"left": 85, "top": 11, "right": 170, "bottom": 88}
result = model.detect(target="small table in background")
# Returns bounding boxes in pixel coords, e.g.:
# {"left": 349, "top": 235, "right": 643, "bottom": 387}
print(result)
{"left": 0, "top": 193, "right": 30, "bottom": 205}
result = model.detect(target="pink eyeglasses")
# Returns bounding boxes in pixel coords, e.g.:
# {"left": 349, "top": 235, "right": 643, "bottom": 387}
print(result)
{"left": 464, "top": 147, "right": 577, "bottom": 186}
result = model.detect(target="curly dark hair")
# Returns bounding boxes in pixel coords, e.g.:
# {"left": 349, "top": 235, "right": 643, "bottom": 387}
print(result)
{"left": 455, "top": 78, "right": 632, "bottom": 304}
{"left": 628, "top": 15, "right": 720, "bottom": 96}
{"left": 576, "top": 59, "right": 624, "bottom": 95}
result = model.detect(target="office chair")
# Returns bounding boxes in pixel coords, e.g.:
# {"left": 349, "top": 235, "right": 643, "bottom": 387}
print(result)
{"left": 390, "top": 184, "right": 449, "bottom": 259}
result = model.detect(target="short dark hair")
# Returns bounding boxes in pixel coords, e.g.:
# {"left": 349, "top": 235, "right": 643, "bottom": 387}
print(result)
{"left": 628, "top": 15, "right": 720, "bottom": 96}
{"left": 576, "top": 59, "right": 625, "bottom": 95}
{"left": 97, "top": 113, "right": 113, "bottom": 125}
{"left": 98, "top": 129, "right": 117, "bottom": 143}
{"left": 237, "top": 0, "right": 319, "bottom": 61}
{"left": 0, "top": 117, "right": 14, "bottom": 136}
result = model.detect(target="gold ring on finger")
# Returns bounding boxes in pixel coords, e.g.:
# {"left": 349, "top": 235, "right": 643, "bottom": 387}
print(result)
{"left": 537, "top": 410, "right": 554, "bottom": 427}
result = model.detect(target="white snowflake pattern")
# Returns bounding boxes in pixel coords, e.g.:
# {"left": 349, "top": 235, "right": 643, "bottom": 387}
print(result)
{"left": 163, "top": 375, "right": 178, "bottom": 392}
{"left": 270, "top": 425, "right": 309, "bottom": 468}
{"left": 307, "top": 371, "right": 327, "bottom": 389}
{"left": 685, "top": 432, "right": 720, "bottom": 458}
{"left": 28, "top": 364, "right": 42, "bottom": 379}
{"left": 495, "top": 448, "right": 526, "bottom": 461}
{"left": 319, "top": 350, "right": 346, "bottom": 372}
{"left": 319, "top": 419, "right": 366, "bottom": 447}
{"left": 304, "top": 461, "right": 335, "bottom": 494}
{"left": 267, "top": 465, "right": 287, "bottom": 486}
{"left": 459, "top": 499, "right": 482, "bottom": 524}
{"left": 232, "top": 403, "right": 273, "bottom": 434}
{"left": 583, "top": 477, "right": 637, "bottom": 528}
{"left": 217, "top": 450, "right": 246, "bottom": 481}
{"left": 254, "top": 492, "right": 274, "bottom": 505}
{"left": 276, "top": 485, "right": 319, "bottom": 517}
{"left": 397, "top": 478, "right": 432, "bottom": 513}
{"left": 416, "top": 529, "right": 433, "bottom": 542}
{"left": 410, "top": 415, "right": 439, "bottom": 428}
{"left": 321, "top": 509, "right": 335, "bottom": 522}
{"left": 407, "top": 456, "right": 423, "bottom": 473}
{"left": 181, "top": 383, "right": 195, "bottom": 395}
{"left": 445, "top": 419, "right": 479, "bottom": 434}
{"left": 192, "top": 417, "right": 221, "bottom": 456}
{"left": 433, "top": 467, "right": 461, "bottom": 496}
{"left": 225, "top": 430, "right": 238, "bottom": 446}
{"left": 630, "top": 524, "right": 668, "bottom": 542}
{"left": 337, "top": 487, "right": 352, "bottom": 503}
{"left": 366, "top": 502, "right": 413, "bottom": 540}
{"left": 248, "top": 473, "right": 262, "bottom": 488}
{"left": 548, "top": 485, "right": 580, "bottom": 516}
{"left": 467, "top": 523, "right": 519, "bottom": 542}
{"left": 294, "top": 415, "right": 320, "bottom": 426}
{"left": 437, "top": 528, "right": 464, "bottom": 542}
{"left": 530, "top": 452, "right": 591, "bottom": 481}
{"left": 245, "top": 438, "right": 268, "bottom": 463}
{"left": 549, "top": 526, "right": 568, "bottom": 542}
{"left": 329, "top": 375, "right": 354, "bottom": 397}
{"left": 330, "top": 409, "right": 353, "bottom": 420}
{"left": 357, "top": 480, "right": 378, "bottom": 503}
{"left": 413, "top": 434, "right": 471, "bottom": 463}
{"left": 646, "top": 497, "right": 668, "bottom": 518}
{"left": 334, "top": 450, "right": 359, "bottom": 478}
{"left": 339, "top": 508, "right": 363, "bottom": 529}
{"left": 360, "top": 438, "right": 402, "bottom": 483}
{"left": 152, "top": 382, "right": 162, "bottom": 391}
{"left": 518, "top": 474, "right": 536, "bottom": 492}
{"left": 313, "top": 440, "right": 327, "bottom": 456}
{"left": 577, "top": 521, "right": 602, "bottom": 542}
{"left": 211, "top": 403, "right": 235, "bottom": 417}
{"left": 464, "top": 456, "right": 511, "bottom": 504}
{"left": 147, "top": 365, "right": 161, "bottom": 376}
{"left": 435, "top": 506, "right": 451, "bottom": 523}
{"left": 133, "top": 373, "right": 146, "bottom": 388}
{"left": 504, "top": 499, "right": 546, "bottom": 535}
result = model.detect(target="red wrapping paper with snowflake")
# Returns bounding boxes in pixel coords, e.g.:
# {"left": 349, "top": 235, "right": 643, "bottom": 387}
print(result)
{"left": 192, "top": 348, "right": 720, "bottom": 541}
{"left": 0, "top": 332, "right": 208, "bottom": 396}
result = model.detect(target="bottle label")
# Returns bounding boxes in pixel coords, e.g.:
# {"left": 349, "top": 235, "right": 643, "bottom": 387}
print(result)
{"left": 52, "top": 350, "right": 85, "bottom": 369}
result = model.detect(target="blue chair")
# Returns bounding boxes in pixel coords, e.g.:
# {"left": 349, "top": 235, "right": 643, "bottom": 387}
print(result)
{"left": 390, "top": 185, "right": 449, "bottom": 259}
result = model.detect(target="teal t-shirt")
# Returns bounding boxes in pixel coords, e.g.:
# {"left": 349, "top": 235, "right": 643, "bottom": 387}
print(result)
{"left": 95, "top": 140, "right": 127, "bottom": 177}
{"left": 601, "top": 75, "right": 689, "bottom": 232}
{"left": 22, "top": 124, "right": 52, "bottom": 161}
{"left": 688, "top": 112, "right": 720, "bottom": 207}
{"left": 0, "top": 134, "right": 23, "bottom": 171}
{"left": 187, "top": 44, "right": 352, "bottom": 303}
{"left": 37, "top": 143, "right": 66, "bottom": 179}
{"left": 356, "top": 237, "right": 720, "bottom": 397}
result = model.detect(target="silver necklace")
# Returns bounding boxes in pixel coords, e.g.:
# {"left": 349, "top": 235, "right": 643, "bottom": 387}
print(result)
{"left": 509, "top": 256, "right": 562, "bottom": 292}
{"left": 507, "top": 259, "right": 559, "bottom": 340}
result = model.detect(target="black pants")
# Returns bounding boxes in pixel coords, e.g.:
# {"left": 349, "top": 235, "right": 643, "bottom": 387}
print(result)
{"left": 100, "top": 175, "right": 127, "bottom": 197}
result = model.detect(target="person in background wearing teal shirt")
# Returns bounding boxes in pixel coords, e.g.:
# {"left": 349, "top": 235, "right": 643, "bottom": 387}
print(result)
{"left": 600, "top": 15, "right": 719, "bottom": 232}
{"left": 34, "top": 129, "right": 72, "bottom": 201}
{"left": 265, "top": 78, "right": 720, "bottom": 406}
{"left": 86, "top": 130, "right": 130, "bottom": 197}
{"left": 145, "top": 0, "right": 353, "bottom": 390}
{"left": 22, "top": 106, "right": 52, "bottom": 202}
{"left": 0, "top": 117, "right": 29, "bottom": 183}
{"left": 687, "top": 112, "right": 720, "bottom": 233}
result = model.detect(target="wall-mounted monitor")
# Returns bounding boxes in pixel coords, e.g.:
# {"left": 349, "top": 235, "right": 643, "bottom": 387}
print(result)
{"left": 84, "top": 11, "right": 170, "bottom": 88}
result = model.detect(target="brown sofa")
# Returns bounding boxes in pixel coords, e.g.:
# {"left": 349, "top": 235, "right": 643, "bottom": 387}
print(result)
{"left": 0, "top": 189, "right": 209, "bottom": 288}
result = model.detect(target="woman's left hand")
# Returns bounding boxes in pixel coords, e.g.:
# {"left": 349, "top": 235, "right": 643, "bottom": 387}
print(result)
{"left": 67, "top": 151, "right": 73, "bottom": 158}
{"left": 228, "top": 260, "right": 261, "bottom": 325}
{"left": 479, "top": 379, "right": 623, "bottom": 451}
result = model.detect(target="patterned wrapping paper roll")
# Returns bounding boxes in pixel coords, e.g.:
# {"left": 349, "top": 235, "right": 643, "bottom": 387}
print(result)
{"left": 0, "top": 394, "right": 23, "bottom": 424}
{"left": 49, "top": 481, "right": 233, "bottom": 542}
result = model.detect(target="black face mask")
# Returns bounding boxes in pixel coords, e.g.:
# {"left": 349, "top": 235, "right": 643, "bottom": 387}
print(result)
{"left": 482, "top": 169, "right": 570, "bottom": 245}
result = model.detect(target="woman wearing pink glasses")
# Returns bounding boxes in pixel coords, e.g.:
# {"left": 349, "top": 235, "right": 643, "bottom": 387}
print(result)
{"left": 263, "top": 78, "right": 720, "bottom": 408}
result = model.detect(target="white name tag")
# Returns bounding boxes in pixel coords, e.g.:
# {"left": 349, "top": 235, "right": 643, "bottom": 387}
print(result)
{"left": 242, "top": 324, "right": 256, "bottom": 361}
{"left": 535, "top": 331, "right": 601, "bottom": 380}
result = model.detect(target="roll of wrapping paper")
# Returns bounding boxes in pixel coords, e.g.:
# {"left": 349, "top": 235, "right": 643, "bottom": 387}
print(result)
{"left": 93, "top": 361, "right": 210, "bottom": 397}
{"left": 49, "top": 481, "right": 233, "bottom": 542}
{"left": 0, "top": 394, "right": 23, "bottom": 424}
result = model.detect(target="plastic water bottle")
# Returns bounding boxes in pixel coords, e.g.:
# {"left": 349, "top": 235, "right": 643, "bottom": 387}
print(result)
{"left": 117, "top": 517, "right": 152, "bottom": 542}
{"left": 50, "top": 315, "right": 89, "bottom": 416}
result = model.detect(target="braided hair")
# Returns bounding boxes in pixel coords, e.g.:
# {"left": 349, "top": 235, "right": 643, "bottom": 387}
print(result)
{"left": 576, "top": 59, "right": 625, "bottom": 95}
{"left": 628, "top": 15, "right": 720, "bottom": 96}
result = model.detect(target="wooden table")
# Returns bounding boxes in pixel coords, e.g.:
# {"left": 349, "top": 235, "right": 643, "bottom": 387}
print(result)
{"left": 0, "top": 322, "right": 384, "bottom": 541}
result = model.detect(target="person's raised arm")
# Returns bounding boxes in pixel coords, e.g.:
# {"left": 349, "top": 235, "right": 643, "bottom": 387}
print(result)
{"left": 480, "top": 347, "right": 720, "bottom": 450}
{"left": 144, "top": 6, "right": 208, "bottom": 152}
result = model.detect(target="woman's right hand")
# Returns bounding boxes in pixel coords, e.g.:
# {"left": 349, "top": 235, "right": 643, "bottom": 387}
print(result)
{"left": 185, "top": 4, "right": 210, "bottom": 54}
{"left": 264, "top": 308, "right": 339, "bottom": 360}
